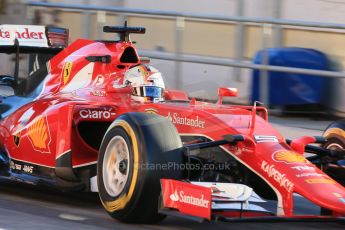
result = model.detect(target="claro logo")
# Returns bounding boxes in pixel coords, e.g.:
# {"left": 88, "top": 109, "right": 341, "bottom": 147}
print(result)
{"left": 169, "top": 190, "right": 210, "bottom": 208}
{"left": 79, "top": 109, "right": 115, "bottom": 119}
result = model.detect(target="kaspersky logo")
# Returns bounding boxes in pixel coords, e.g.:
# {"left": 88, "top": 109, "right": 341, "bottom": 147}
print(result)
{"left": 169, "top": 190, "right": 210, "bottom": 208}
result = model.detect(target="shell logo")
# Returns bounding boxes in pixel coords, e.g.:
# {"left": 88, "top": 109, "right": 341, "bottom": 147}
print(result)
{"left": 273, "top": 150, "right": 308, "bottom": 164}
{"left": 27, "top": 116, "right": 51, "bottom": 153}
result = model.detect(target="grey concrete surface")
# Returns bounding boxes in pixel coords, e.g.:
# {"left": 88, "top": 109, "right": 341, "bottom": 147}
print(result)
{"left": 269, "top": 115, "right": 332, "bottom": 139}
{"left": 0, "top": 181, "right": 344, "bottom": 230}
{"left": 0, "top": 116, "right": 344, "bottom": 230}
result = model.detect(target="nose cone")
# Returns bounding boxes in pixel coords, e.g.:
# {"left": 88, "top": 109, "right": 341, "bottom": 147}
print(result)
{"left": 257, "top": 145, "right": 345, "bottom": 215}
{"left": 295, "top": 177, "right": 345, "bottom": 214}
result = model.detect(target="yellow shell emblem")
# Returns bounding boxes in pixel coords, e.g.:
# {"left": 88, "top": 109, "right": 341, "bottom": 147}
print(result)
{"left": 273, "top": 150, "right": 307, "bottom": 164}
{"left": 27, "top": 116, "right": 51, "bottom": 153}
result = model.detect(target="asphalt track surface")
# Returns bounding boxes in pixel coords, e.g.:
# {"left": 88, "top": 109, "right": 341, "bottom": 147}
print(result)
{"left": 0, "top": 116, "right": 345, "bottom": 230}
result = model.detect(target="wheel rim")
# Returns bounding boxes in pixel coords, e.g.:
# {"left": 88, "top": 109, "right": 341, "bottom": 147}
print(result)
{"left": 102, "top": 135, "right": 130, "bottom": 197}
{"left": 326, "top": 142, "right": 344, "bottom": 151}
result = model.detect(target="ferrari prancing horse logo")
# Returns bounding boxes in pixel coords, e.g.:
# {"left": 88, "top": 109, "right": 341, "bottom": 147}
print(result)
{"left": 13, "top": 133, "right": 20, "bottom": 147}
{"left": 62, "top": 62, "right": 73, "bottom": 84}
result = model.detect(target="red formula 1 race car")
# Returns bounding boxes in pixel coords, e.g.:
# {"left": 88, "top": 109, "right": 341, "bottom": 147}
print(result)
{"left": 0, "top": 24, "right": 345, "bottom": 224}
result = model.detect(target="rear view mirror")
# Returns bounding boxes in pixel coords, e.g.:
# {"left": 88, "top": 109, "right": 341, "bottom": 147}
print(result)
{"left": 0, "top": 85, "right": 15, "bottom": 97}
{"left": 0, "top": 75, "right": 16, "bottom": 97}
{"left": 218, "top": 87, "right": 238, "bottom": 97}
{"left": 217, "top": 87, "right": 238, "bottom": 105}
{"left": 164, "top": 89, "right": 189, "bottom": 101}
{"left": 107, "top": 84, "right": 132, "bottom": 94}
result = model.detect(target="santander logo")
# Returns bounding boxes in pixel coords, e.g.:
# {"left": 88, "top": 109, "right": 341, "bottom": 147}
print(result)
{"left": 161, "top": 179, "right": 211, "bottom": 220}
{"left": 170, "top": 190, "right": 179, "bottom": 202}
{"left": 0, "top": 25, "right": 49, "bottom": 48}
{"left": 169, "top": 189, "right": 210, "bottom": 208}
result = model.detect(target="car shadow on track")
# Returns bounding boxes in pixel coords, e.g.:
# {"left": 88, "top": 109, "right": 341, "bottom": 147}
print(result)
{"left": 0, "top": 179, "right": 344, "bottom": 230}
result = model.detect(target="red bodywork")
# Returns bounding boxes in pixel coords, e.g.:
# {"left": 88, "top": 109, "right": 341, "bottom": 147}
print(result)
{"left": 1, "top": 37, "right": 345, "bottom": 217}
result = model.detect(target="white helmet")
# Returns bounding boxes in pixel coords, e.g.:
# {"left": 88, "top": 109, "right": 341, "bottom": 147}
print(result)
{"left": 124, "top": 65, "right": 165, "bottom": 103}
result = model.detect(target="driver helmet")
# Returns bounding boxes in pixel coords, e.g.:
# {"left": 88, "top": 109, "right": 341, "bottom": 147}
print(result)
{"left": 124, "top": 65, "right": 165, "bottom": 103}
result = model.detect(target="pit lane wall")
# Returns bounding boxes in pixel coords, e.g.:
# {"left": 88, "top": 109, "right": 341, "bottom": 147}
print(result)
{"left": 37, "top": 0, "right": 345, "bottom": 68}
{"left": 5, "top": 1, "right": 345, "bottom": 107}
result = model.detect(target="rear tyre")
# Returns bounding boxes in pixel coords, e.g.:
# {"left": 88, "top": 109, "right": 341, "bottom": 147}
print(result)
{"left": 97, "top": 112, "right": 184, "bottom": 223}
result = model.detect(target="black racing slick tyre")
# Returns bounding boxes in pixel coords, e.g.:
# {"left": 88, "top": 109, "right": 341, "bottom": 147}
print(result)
{"left": 97, "top": 112, "right": 184, "bottom": 223}
{"left": 321, "top": 120, "right": 345, "bottom": 215}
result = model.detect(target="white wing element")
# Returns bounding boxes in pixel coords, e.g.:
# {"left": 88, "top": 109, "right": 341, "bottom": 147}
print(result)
{"left": 191, "top": 182, "right": 270, "bottom": 212}
{"left": 0, "top": 25, "right": 48, "bottom": 47}
{"left": 61, "top": 63, "right": 94, "bottom": 93}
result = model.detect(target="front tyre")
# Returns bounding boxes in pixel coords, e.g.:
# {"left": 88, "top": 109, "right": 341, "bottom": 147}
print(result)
{"left": 323, "top": 119, "right": 345, "bottom": 151}
{"left": 321, "top": 120, "right": 345, "bottom": 215}
{"left": 322, "top": 120, "right": 345, "bottom": 186}
{"left": 97, "top": 112, "right": 184, "bottom": 223}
